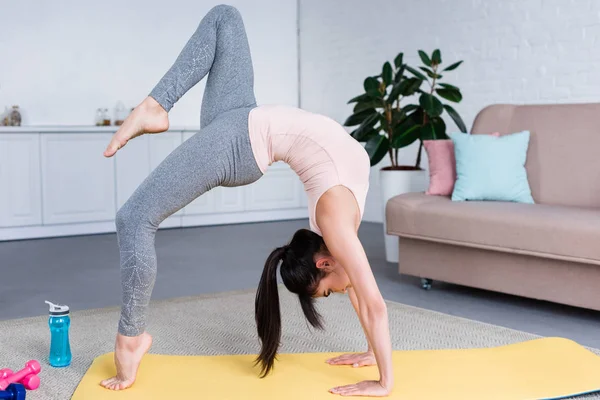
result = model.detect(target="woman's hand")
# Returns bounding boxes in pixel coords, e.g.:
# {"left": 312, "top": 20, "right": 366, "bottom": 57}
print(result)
{"left": 329, "top": 380, "right": 391, "bottom": 397}
{"left": 326, "top": 351, "right": 376, "bottom": 368}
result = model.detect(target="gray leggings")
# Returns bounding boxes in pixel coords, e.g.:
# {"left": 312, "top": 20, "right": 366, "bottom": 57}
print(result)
{"left": 116, "top": 5, "right": 263, "bottom": 336}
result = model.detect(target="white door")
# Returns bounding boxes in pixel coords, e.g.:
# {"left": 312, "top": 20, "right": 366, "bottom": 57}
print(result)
{"left": 41, "top": 133, "right": 116, "bottom": 224}
{"left": 245, "top": 162, "right": 302, "bottom": 211}
{"left": 0, "top": 134, "right": 42, "bottom": 227}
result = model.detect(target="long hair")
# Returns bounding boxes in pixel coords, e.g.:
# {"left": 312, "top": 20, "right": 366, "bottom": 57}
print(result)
{"left": 254, "top": 229, "right": 327, "bottom": 377}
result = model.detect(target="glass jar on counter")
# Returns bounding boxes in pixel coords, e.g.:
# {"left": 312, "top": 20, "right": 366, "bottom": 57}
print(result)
{"left": 9, "top": 105, "right": 21, "bottom": 126}
{"left": 102, "top": 108, "right": 111, "bottom": 126}
{"left": 115, "top": 102, "right": 128, "bottom": 126}
{"left": 1, "top": 106, "right": 10, "bottom": 126}
{"left": 95, "top": 108, "right": 104, "bottom": 126}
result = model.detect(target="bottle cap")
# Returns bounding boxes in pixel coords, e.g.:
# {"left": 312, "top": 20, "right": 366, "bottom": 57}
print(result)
{"left": 45, "top": 301, "right": 70, "bottom": 315}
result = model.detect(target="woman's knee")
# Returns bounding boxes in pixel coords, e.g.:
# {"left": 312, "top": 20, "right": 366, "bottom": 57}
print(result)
{"left": 115, "top": 201, "right": 152, "bottom": 234}
{"left": 116, "top": 200, "right": 164, "bottom": 237}
{"left": 115, "top": 202, "right": 136, "bottom": 235}
{"left": 208, "top": 4, "right": 242, "bottom": 22}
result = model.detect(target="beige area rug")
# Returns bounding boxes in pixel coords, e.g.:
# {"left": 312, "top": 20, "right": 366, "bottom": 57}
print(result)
{"left": 0, "top": 287, "right": 598, "bottom": 400}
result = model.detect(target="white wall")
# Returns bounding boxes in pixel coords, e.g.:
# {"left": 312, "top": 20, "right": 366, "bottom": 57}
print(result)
{"left": 299, "top": 0, "right": 600, "bottom": 223}
{"left": 0, "top": 0, "right": 298, "bottom": 126}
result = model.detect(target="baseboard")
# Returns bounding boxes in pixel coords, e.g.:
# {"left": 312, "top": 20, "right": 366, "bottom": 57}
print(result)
{"left": 0, "top": 209, "right": 309, "bottom": 241}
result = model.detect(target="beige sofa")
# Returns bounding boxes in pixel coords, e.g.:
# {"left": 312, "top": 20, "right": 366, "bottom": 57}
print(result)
{"left": 385, "top": 103, "right": 600, "bottom": 311}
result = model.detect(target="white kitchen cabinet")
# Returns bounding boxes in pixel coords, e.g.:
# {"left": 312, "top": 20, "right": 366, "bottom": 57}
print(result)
{"left": 0, "top": 134, "right": 42, "bottom": 227}
{"left": 41, "top": 133, "right": 116, "bottom": 225}
{"left": 0, "top": 126, "right": 308, "bottom": 241}
{"left": 215, "top": 186, "right": 245, "bottom": 212}
{"left": 245, "top": 162, "right": 302, "bottom": 211}
{"left": 148, "top": 132, "right": 183, "bottom": 170}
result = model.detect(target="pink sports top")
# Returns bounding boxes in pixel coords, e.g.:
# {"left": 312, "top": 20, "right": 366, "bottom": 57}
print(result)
{"left": 247, "top": 104, "right": 371, "bottom": 236}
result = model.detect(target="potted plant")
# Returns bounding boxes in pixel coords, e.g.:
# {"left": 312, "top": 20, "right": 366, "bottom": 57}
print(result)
{"left": 344, "top": 49, "right": 466, "bottom": 262}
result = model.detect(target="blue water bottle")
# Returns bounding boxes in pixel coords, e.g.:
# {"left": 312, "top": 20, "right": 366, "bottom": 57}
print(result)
{"left": 45, "top": 301, "right": 72, "bottom": 367}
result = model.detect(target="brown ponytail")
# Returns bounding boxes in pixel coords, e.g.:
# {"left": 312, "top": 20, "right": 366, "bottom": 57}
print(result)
{"left": 254, "top": 246, "right": 286, "bottom": 377}
{"left": 254, "top": 229, "right": 328, "bottom": 377}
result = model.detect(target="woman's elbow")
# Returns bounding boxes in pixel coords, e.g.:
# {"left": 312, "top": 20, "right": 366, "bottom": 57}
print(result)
{"left": 361, "top": 298, "right": 388, "bottom": 321}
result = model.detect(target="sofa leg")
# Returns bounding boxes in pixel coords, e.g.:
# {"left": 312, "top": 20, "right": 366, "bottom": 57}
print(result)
{"left": 421, "top": 278, "right": 433, "bottom": 290}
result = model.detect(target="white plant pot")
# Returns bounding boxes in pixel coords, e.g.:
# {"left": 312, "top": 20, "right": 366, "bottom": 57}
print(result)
{"left": 380, "top": 168, "right": 428, "bottom": 263}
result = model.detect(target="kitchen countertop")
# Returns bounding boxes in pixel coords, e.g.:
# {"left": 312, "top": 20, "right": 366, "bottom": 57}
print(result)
{"left": 0, "top": 126, "right": 200, "bottom": 133}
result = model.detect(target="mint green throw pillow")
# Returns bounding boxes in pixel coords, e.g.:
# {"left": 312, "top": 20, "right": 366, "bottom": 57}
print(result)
{"left": 449, "top": 131, "right": 534, "bottom": 203}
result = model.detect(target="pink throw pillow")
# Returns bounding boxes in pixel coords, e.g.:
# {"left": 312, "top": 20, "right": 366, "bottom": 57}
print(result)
{"left": 424, "top": 132, "right": 500, "bottom": 196}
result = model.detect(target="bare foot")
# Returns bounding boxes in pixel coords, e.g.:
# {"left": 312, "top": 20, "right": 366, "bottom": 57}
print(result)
{"left": 103, "top": 97, "right": 169, "bottom": 158}
{"left": 100, "top": 332, "right": 153, "bottom": 390}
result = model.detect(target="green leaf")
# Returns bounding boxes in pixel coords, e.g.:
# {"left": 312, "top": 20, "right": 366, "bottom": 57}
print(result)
{"left": 420, "top": 117, "right": 447, "bottom": 141}
{"left": 351, "top": 117, "right": 380, "bottom": 141}
{"left": 351, "top": 128, "right": 378, "bottom": 143}
{"left": 379, "top": 113, "right": 389, "bottom": 132}
{"left": 394, "top": 53, "right": 404, "bottom": 69}
{"left": 438, "top": 83, "right": 459, "bottom": 91}
{"left": 420, "top": 122, "right": 434, "bottom": 141}
{"left": 419, "top": 93, "right": 443, "bottom": 117}
{"left": 407, "top": 106, "right": 425, "bottom": 124}
{"left": 418, "top": 50, "right": 431, "bottom": 67}
{"left": 388, "top": 83, "right": 403, "bottom": 104}
{"left": 443, "top": 104, "right": 467, "bottom": 132}
{"left": 363, "top": 77, "right": 381, "bottom": 97}
{"left": 433, "top": 117, "right": 447, "bottom": 139}
{"left": 391, "top": 109, "right": 406, "bottom": 125}
{"left": 419, "top": 66, "right": 438, "bottom": 79}
{"left": 443, "top": 60, "right": 463, "bottom": 71}
{"left": 365, "top": 134, "right": 389, "bottom": 166}
{"left": 344, "top": 108, "right": 377, "bottom": 126}
{"left": 347, "top": 93, "right": 372, "bottom": 104}
{"left": 392, "top": 123, "right": 420, "bottom": 149}
{"left": 399, "top": 77, "right": 422, "bottom": 96}
{"left": 389, "top": 76, "right": 420, "bottom": 103}
{"left": 436, "top": 87, "right": 462, "bottom": 103}
{"left": 393, "top": 65, "right": 406, "bottom": 84}
{"left": 432, "top": 49, "right": 442, "bottom": 65}
{"left": 405, "top": 65, "right": 428, "bottom": 81}
{"left": 382, "top": 62, "right": 393, "bottom": 86}
{"left": 353, "top": 99, "right": 383, "bottom": 113}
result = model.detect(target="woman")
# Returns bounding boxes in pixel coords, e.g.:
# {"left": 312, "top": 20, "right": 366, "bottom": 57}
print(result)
{"left": 101, "top": 4, "right": 393, "bottom": 397}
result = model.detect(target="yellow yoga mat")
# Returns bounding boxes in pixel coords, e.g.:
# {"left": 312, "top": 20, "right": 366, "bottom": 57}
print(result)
{"left": 72, "top": 337, "right": 600, "bottom": 399}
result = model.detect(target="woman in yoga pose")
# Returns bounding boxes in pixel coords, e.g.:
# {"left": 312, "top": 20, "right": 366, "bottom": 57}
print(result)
{"left": 101, "top": 5, "right": 393, "bottom": 397}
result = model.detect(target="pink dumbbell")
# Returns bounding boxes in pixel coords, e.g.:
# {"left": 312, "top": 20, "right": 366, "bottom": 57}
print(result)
{"left": 0, "top": 369, "right": 39, "bottom": 391}
{"left": 1, "top": 368, "right": 39, "bottom": 390}
{"left": 0, "top": 361, "right": 41, "bottom": 391}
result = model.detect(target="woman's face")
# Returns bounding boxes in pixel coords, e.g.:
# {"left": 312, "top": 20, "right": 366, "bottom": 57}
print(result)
{"left": 314, "top": 254, "right": 351, "bottom": 298}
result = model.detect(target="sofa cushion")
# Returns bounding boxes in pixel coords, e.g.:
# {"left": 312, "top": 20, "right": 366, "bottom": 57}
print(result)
{"left": 470, "top": 103, "right": 600, "bottom": 208}
{"left": 386, "top": 192, "right": 600, "bottom": 264}
{"left": 449, "top": 130, "right": 534, "bottom": 204}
